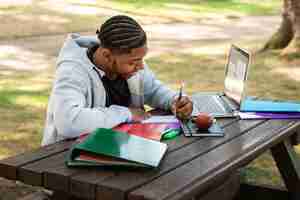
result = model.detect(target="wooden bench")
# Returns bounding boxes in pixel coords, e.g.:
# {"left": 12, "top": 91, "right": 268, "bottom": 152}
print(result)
{"left": 0, "top": 95, "right": 300, "bottom": 200}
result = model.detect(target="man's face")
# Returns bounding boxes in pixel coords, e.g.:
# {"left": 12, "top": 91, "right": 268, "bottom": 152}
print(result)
{"left": 111, "top": 45, "right": 148, "bottom": 79}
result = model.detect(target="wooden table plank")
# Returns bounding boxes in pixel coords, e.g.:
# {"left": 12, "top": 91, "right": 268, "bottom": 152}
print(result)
{"left": 70, "top": 170, "right": 115, "bottom": 200}
{"left": 39, "top": 119, "right": 235, "bottom": 199}
{"left": 0, "top": 139, "right": 74, "bottom": 180}
{"left": 18, "top": 151, "right": 69, "bottom": 186}
{"left": 128, "top": 120, "right": 298, "bottom": 200}
{"left": 290, "top": 125, "right": 300, "bottom": 145}
{"left": 67, "top": 119, "right": 237, "bottom": 200}
{"left": 14, "top": 143, "right": 115, "bottom": 194}
{"left": 94, "top": 119, "right": 264, "bottom": 200}
{"left": 44, "top": 161, "right": 116, "bottom": 196}
{"left": 43, "top": 162, "right": 103, "bottom": 193}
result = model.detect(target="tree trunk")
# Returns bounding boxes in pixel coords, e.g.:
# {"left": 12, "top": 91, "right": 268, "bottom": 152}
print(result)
{"left": 281, "top": 0, "right": 300, "bottom": 56}
{"left": 261, "top": 0, "right": 294, "bottom": 52}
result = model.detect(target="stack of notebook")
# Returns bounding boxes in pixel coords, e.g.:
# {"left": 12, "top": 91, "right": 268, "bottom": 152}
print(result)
{"left": 66, "top": 119, "right": 181, "bottom": 168}
{"left": 66, "top": 128, "right": 169, "bottom": 168}
{"left": 239, "top": 97, "right": 300, "bottom": 119}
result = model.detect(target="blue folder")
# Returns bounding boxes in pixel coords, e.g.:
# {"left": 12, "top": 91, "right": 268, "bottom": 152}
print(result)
{"left": 240, "top": 98, "right": 300, "bottom": 113}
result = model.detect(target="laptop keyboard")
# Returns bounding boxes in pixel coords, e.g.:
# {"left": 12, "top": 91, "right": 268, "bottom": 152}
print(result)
{"left": 222, "top": 95, "right": 239, "bottom": 111}
{"left": 192, "top": 95, "right": 229, "bottom": 114}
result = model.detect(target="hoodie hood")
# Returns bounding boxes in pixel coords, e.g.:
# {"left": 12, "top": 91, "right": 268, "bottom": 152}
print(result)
{"left": 56, "top": 33, "right": 100, "bottom": 70}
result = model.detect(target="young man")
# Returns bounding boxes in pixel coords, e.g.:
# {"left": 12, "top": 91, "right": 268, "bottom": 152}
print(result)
{"left": 42, "top": 15, "right": 193, "bottom": 146}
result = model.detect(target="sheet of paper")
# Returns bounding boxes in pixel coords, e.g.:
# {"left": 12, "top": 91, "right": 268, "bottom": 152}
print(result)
{"left": 142, "top": 115, "right": 179, "bottom": 124}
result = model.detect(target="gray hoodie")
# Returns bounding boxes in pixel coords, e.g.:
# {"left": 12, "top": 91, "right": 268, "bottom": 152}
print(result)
{"left": 42, "top": 33, "right": 177, "bottom": 146}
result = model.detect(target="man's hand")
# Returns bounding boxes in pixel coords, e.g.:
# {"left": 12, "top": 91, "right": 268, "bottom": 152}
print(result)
{"left": 128, "top": 107, "right": 151, "bottom": 122}
{"left": 171, "top": 96, "right": 193, "bottom": 120}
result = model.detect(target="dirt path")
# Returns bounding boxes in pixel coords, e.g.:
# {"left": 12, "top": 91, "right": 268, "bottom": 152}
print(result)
{"left": 0, "top": 15, "right": 280, "bottom": 199}
{"left": 0, "top": 15, "right": 279, "bottom": 71}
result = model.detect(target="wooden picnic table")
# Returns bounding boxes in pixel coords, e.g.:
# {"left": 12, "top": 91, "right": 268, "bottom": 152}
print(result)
{"left": 0, "top": 94, "right": 300, "bottom": 200}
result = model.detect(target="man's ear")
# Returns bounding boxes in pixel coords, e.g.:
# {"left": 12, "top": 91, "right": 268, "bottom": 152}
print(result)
{"left": 101, "top": 48, "right": 113, "bottom": 64}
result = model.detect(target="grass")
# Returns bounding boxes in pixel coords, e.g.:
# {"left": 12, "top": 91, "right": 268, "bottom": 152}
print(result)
{"left": 0, "top": 4, "right": 104, "bottom": 39}
{"left": 147, "top": 46, "right": 300, "bottom": 101}
{"left": 0, "top": 0, "right": 299, "bottom": 189}
{"left": 0, "top": 68, "right": 53, "bottom": 159}
{"left": 105, "top": 0, "right": 281, "bottom": 16}
{"left": 0, "top": 0, "right": 281, "bottom": 39}
{"left": 148, "top": 53, "right": 226, "bottom": 93}
{"left": 240, "top": 151, "right": 283, "bottom": 186}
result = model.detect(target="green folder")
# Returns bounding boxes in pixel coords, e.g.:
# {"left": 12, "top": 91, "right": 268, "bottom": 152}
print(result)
{"left": 66, "top": 128, "right": 168, "bottom": 168}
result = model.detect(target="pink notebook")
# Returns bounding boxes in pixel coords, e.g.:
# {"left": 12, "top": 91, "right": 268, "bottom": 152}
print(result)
{"left": 77, "top": 122, "right": 180, "bottom": 142}
{"left": 113, "top": 122, "right": 180, "bottom": 141}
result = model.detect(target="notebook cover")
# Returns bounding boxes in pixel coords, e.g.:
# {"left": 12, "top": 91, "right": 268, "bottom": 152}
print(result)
{"left": 76, "top": 122, "right": 181, "bottom": 142}
{"left": 180, "top": 119, "right": 224, "bottom": 137}
{"left": 113, "top": 123, "right": 170, "bottom": 141}
{"left": 238, "top": 112, "right": 300, "bottom": 119}
{"left": 67, "top": 128, "right": 168, "bottom": 168}
{"left": 73, "top": 151, "right": 146, "bottom": 167}
{"left": 141, "top": 115, "right": 180, "bottom": 123}
{"left": 240, "top": 99, "right": 300, "bottom": 113}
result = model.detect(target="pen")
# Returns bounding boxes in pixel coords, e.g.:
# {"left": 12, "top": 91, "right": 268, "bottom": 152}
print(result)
{"left": 178, "top": 81, "right": 184, "bottom": 101}
{"left": 175, "top": 81, "right": 184, "bottom": 117}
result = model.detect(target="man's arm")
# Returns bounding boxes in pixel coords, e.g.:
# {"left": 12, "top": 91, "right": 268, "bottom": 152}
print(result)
{"left": 143, "top": 63, "right": 193, "bottom": 118}
{"left": 51, "top": 63, "right": 132, "bottom": 139}
{"left": 143, "top": 63, "right": 177, "bottom": 111}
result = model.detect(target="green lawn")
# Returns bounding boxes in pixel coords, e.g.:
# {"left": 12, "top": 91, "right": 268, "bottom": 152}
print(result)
{"left": 0, "top": 0, "right": 281, "bottom": 39}
{"left": 104, "top": 0, "right": 281, "bottom": 15}
{"left": 0, "top": 68, "right": 52, "bottom": 157}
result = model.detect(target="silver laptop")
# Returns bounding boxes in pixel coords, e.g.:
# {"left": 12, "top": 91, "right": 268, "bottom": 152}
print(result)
{"left": 192, "top": 44, "right": 251, "bottom": 117}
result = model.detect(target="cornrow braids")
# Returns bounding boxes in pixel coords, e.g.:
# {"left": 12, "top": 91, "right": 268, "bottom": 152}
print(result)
{"left": 96, "top": 15, "right": 147, "bottom": 54}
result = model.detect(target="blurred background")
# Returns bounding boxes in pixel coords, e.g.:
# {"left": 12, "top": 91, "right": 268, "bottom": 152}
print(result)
{"left": 0, "top": 0, "right": 299, "bottom": 199}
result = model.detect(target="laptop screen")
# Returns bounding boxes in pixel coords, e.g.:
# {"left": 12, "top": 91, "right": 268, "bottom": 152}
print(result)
{"left": 224, "top": 45, "right": 250, "bottom": 105}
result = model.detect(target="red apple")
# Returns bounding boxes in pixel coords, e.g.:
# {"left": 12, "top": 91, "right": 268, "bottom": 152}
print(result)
{"left": 193, "top": 113, "right": 213, "bottom": 129}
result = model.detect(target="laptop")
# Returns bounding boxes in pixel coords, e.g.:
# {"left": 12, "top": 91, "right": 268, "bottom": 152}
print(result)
{"left": 192, "top": 44, "right": 251, "bottom": 118}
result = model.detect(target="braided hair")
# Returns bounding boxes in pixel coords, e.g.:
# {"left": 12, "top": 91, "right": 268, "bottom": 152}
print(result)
{"left": 96, "top": 15, "right": 147, "bottom": 54}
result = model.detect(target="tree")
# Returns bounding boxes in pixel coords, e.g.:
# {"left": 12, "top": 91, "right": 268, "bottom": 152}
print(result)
{"left": 262, "top": 0, "right": 300, "bottom": 55}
